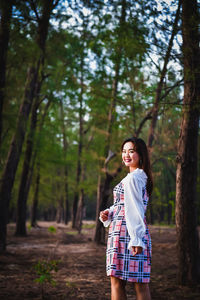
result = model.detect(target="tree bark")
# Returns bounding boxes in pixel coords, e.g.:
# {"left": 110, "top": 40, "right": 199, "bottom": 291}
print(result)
{"left": 0, "top": 0, "right": 56, "bottom": 250}
{"left": 175, "top": 0, "right": 200, "bottom": 285}
{"left": 31, "top": 164, "right": 40, "bottom": 227}
{"left": 29, "top": 100, "right": 52, "bottom": 227}
{"left": 14, "top": 0, "right": 57, "bottom": 237}
{"left": 72, "top": 56, "right": 84, "bottom": 228}
{"left": 15, "top": 82, "right": 41, "bottom": 236}
{"left": 60, "top": 99, "right": 69, "bottom": 224}
{"left": 0, "top": 0, "right": 12, "bottom": 146}
{"left": 0, "top": 66, "right": 38, "bottom": 251}
{"left": 145, "top": 1, "right": 181, "bottom": 225}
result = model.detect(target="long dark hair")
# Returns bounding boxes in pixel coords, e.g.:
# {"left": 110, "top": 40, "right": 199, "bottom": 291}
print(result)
{"left": 121, "top": 137, "right": 153, "bottom": 196}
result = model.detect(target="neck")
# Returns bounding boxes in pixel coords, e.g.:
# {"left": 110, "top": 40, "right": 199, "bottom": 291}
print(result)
{"left": 129, "top": 166, "right": 138, "bottom": 173}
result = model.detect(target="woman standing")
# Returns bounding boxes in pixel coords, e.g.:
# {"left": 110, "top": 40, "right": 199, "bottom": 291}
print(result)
{"left": 100, "top": 137, "right": 153, "bottom": 300}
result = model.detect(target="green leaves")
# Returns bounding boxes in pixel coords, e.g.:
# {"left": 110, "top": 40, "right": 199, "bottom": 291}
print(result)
{"left": 34, "top": 259, "right": 59, "bottom": 286}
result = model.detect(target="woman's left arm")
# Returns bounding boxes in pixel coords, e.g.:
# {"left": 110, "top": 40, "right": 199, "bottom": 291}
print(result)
{"left": 123, "top": 172, "right": 146, "bottom": 253}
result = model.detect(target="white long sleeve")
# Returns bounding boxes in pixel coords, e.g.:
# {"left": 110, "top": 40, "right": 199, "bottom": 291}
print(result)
{"left": 99, "top": 205, "right": 114, "bottom": 227}
{"left": 123, "top": 168, "right": 147, "bottom": 251}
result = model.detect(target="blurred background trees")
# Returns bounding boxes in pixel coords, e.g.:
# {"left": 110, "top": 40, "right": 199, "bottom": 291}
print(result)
{"left": 0, "top": 0, "right": 199, "bottom": 284}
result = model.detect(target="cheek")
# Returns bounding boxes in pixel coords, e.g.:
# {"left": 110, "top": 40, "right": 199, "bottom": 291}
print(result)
{"left": 133, "top": 153, "right": 139, "bottom": 161}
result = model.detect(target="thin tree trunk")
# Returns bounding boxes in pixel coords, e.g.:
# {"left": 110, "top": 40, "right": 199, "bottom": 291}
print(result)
{"left": 56, "top": 195, "right": 64, "bottom": 223}
{"left": 75, "top": 164, "right": 86, "bottom": 233}
{"left": 0, "top": 0, "right": 12, "bottom": 146}
{"left": 75, "top": 188, "right": 85, "bottom": 233}
{"left": 176, "top": 0, "right": 200, "bottom": 285}
{"left": 72, "top": 57, "right": 84, "bottom": 228}
{"left": 93, "top": 68, "right": 121, "bottom": 243}
{"left": 31, "top": 164, "right": 40, "bottom": 227}
{"left": 29, "top": 100, "right": 52, "bottom": 227}
{"left": 60, "top": 99, "right": 69, "bottom": 224}
{"left": 15, "top": 83, "right": 41, "bottom": 236}
{"left": 146, "top": 2, "right": 181, "bottom": 225}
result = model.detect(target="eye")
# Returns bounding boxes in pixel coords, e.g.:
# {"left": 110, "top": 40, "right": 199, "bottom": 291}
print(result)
{"left": 129, "top": 149, "right": 135, "bottom": 153}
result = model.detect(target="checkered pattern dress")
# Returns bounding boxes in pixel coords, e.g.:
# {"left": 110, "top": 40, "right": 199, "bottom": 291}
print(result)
{"left": 106, "top": 181, "right": 151, "bottom": 283}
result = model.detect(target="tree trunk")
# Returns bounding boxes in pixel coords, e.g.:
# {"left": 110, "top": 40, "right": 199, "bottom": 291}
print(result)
{"left": 175, "top": 0, "right": 200, "bottom": 285}
{"left": 60, "top": 99, "right": 69, "bottom": 224}
{"left": 15, "top": 0, "right": 56, "bottom": 237}
{"left": 146, "top": 2, "right": 181, "bottom": 226}
{"left": 75, "top": 164, "right": 87, "bottom": 232}
{"left": 94, "top": 172, "right": 115, "bottom": 243}
{"left": 29, "top": 100, "right": 52, "bottom": 227}
{"left": 75, "top": 188, "right": 85, "bottom": 234}
{"left": 0, "top": 66, "right": 38, "bottom": 251}
{"left": 0, "top": 0, "right": 56, "bottom": 250}
{"left": 31, "top": 164, "right": 40, "bottom": 227}
{"left": 0, "top": 0, "right": 12, "bottom": 146}
{"left": 15, "top": 85, "right": 40, "bottom": 236}
{"left": 56, "top": 195, "right": 64, "bottom": 223}
{"left": 72, "top": 57, "right": 84, "bottom": 228}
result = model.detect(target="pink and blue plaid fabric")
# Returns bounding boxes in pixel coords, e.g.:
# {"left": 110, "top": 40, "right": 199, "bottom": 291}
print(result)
{"left": 106, "top": 181, "right": 151, "bottom": 283}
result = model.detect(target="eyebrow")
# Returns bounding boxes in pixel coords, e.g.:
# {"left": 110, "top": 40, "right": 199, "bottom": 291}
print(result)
{"left": 122, "top": 148, "right": 135, "bottom": 151}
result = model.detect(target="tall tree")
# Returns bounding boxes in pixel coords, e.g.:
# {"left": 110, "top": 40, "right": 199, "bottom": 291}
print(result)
{"left": 176, "top": 0, "right": 200, "bottom": 285}
{"left": 15, "top": 0, "right": 61, "bottom": 236}
{"left": 94, "top": 0, "right": 126, "bottom": 243}
{"left": 0, "top": 0, "right": 13, "bottom": 146}
{"left": 60, "top": 99, "right": 69, "bottom": 224}
{"left": 147, "top": 0, "right": 181, "bottom": 151}
{"left": 0, "top": 0, "right": 58, "bottom": 250}
{"left": 72, "top": 53, "right": 85, "bottom": 228}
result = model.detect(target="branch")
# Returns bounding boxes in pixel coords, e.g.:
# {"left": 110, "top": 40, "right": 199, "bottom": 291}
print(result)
{"left": 135, "top": 109, "right": 153, "bottom": 137}
{"left": 160, "top": 79, "right": 183, "bottom": 101}
{"left": 105, "top": 150, "right": 116, "bottom": 167}
{"left": 30, "top": 0, "right": 40, "bottom": 22}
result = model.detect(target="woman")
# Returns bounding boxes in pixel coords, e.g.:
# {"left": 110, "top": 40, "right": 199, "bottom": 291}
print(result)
{"left": 99, "top": 137, "right": 153, "bottom": 300}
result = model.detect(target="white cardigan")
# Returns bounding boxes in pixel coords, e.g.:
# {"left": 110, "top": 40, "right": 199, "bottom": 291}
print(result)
{"left": 99, "top": 168, "right": 147, "bottom": 251}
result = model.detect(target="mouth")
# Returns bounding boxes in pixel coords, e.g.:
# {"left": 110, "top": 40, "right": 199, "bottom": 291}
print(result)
{"left": 124, "top": 159, "right": 132, "bottom": 163}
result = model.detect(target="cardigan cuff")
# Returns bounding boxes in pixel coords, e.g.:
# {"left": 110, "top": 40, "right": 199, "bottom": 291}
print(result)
{"left": 99, "top": 209, "right": 111, "bottom": 227}
{"left": 128, "top": 237, "right": 146, "bottom": 252}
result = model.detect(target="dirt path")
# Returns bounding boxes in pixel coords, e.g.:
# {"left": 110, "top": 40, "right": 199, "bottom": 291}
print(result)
{"left": 0, "top": 222, "right": 200, "bottom": 299}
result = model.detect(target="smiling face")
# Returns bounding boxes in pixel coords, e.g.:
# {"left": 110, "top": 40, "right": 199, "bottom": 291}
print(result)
{"left": 122, "top": 141, "right": 140, "bottom": 172}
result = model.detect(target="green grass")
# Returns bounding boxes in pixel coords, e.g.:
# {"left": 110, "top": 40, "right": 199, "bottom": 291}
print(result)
{"left": 82, "top": 223, "right": 95, "bottom": 229}
{"left": 66, "top": 231, "right": 78, "bottom": 235}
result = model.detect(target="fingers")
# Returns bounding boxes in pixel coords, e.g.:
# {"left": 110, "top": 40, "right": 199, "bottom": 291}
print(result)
{"left": 132, "top": 246, "right": 143, "bottom": 256}
{"left": 100, "top": 210, "right": 109, "bottom": 221}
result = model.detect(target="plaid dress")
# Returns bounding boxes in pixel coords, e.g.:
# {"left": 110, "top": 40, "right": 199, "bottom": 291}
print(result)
{"left": 106, "top": 180, "right": 151, "bottom": 283}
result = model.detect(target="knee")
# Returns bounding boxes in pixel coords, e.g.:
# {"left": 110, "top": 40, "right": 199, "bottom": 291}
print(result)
{"left": 111, "top": 276, "right": 126, "bottom": 289}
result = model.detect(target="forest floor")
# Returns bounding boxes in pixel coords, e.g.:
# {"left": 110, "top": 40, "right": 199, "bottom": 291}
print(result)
{"left": 0, "top": 222, "right": 200, "bottom": 300}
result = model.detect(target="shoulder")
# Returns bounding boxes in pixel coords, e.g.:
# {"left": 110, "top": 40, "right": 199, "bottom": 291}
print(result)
{"left": 126, "top": 168, "right": 147, "bottom": 186}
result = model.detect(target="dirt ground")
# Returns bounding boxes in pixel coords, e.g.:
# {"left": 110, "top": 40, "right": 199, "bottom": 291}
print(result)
{"left": 0, "top": 221, "right": 200, "bottom": 300}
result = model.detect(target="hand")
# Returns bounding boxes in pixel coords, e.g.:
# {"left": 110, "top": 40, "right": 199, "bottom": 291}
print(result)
{"left": 132, "top": 246, "right": 143, "bottom": 256}
{"left": 100, "top": 210, "right": 109, "bottom": 222}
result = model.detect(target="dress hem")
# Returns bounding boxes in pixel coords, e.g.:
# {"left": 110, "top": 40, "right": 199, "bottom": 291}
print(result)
{"left": 107, "top": 273, "right": 150, "bottom": 283}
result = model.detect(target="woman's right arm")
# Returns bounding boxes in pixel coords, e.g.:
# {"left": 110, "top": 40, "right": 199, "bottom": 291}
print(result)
{"left": 99, "top": 205, "right": 114, "bottom": 227}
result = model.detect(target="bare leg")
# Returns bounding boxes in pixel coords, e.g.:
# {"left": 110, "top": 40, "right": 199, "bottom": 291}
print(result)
{"left": 134, "top": 283, "right": 151, "bottom": 300}
{"left": 111, "top": 276, "right": 127, "bottom": 300}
